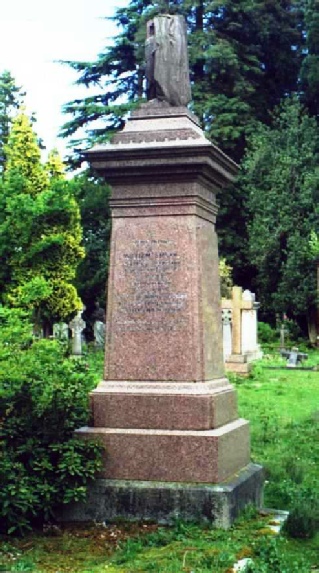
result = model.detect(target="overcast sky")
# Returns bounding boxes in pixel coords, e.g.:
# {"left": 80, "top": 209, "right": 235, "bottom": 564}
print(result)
{"left": 0, "top": 0, "right": 129, "bottom": 159}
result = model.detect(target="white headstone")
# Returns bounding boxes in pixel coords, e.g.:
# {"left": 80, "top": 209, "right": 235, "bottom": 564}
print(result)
{"left": 241, "top": 291, "right": 262, "bottom": 359}
{"left": 222, "top": 309, "right": 232, "bottom": 360}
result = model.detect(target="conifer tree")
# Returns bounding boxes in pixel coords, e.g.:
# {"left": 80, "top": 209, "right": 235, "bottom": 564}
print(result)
{"left": 242, "top": 98, "right": 319, "bottom": 338}
{"left": 300, "top": 0, "right": 319, "bottom": 117}
{"left": 0, "top": 71, "right": 25, "bottom": 172}
{"left": 4, "top": 108, "right": 48, "bottom": 194}
{"left": 45, "top": 148, "right": 66, "bottom": 180}
{"left": 0, "top": 111, "right": 84, "bottom": 332}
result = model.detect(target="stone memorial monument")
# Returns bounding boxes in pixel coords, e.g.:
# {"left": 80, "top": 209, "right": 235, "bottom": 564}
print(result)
{"left": 66, "top": 15, "right": 263, "bottom": 527}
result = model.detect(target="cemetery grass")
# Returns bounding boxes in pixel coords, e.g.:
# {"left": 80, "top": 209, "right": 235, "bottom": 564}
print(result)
{"left": 1, "top": 349, "right": 319, "bottom": 573}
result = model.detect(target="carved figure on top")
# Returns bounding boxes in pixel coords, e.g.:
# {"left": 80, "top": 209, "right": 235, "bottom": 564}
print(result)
{"left": 145, "top": 14, "right": 192, "bottom": 107}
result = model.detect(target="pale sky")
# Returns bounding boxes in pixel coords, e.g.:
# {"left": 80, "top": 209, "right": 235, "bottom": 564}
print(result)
{"left": 0, "top": 0, "right": 129, "bottom": 160}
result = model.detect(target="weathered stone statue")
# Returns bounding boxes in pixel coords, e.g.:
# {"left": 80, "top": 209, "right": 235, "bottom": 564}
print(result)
{"left": 145, "top": 14, "right": 192, "bottom": 106}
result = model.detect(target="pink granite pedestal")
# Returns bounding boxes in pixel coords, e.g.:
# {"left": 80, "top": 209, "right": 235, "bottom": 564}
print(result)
{"left": 71, "top": 101, "right": 263, "bottom": 525}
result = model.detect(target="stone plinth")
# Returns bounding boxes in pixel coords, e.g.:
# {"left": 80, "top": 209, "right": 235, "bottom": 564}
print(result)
{"left": 59, "top": 464, "right": 264, "bottom": 529}
{"left": 71, "top": 101, "right": 263, "bottom": 525}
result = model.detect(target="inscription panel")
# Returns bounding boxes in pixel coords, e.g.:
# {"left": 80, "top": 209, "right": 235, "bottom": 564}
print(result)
{"left": 115, "top": 239, "right": 189, "bottom": 333}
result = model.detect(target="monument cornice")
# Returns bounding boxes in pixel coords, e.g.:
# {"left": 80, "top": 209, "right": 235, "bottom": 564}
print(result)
{"left": 84, "top": 142, "right": 238, "bottom": 190}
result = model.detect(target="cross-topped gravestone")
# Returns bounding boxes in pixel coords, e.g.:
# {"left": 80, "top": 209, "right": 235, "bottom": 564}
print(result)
{"left": 221, "top": 287, "right": 262, "bottom": 373}
{"left": 69, "top": 309, "right": 86, "bottom": 356}
{"left": 280, "top": 347, "right": 308, "bottom": 367}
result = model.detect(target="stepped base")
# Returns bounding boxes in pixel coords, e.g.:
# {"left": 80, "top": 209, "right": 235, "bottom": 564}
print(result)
{"left": 90, "top": 379, "right": 238, "bottom": 430}
{"left": 58, "top": 463, "right": 264, "bottom": 529}
{"left": 75, "top": 418, "right": 250, "bottom": 483}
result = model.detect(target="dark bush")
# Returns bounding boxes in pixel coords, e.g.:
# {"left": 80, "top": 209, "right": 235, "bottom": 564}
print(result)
{"left": 283, "top": 497, "right": 319, "bottom": 539}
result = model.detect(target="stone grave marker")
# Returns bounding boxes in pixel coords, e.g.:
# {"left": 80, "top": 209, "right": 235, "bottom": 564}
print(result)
{"left": 93, "top": 320, "right": 105, "bottom": 347}
{"left": 53, "top": 322, "right": 69, "bottom": 341}
{"left": 280, "top": 347, "right": 308, "bottom": 367}
{"left": 69, "top": 309, "right": 86, "bottom": 356}
{"left": 221, "top": 286, "right": 262, "bottom": 373}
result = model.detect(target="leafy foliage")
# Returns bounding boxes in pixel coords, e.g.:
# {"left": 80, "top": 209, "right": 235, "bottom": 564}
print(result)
{"left": 283, "top": 496, "right": 319, "bottom": 539}
{"left": 0, "top": 307, "right": 102, "bottom": 534}
{"left": 241, "top": 97, "right": 319, "bottom": 332}
{"left": 219, "top": 258, "right": 233, "bottom": 298}
{"left": 0, "top": 111, "right": 84, "bottom": 329}
{"left": 300, "top": 0, "right": 319, "bottom": 117}
{"left": 72, "top": 173, "right": 111, "bottom": 315}
{"left": 242, "top": 537, "right": 309, "bottom": 572}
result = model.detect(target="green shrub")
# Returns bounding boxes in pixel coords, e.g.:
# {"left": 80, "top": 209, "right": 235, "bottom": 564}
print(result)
{"left": 257, "top": 322, "right": 277, "bottom": 345}
{"left": 0, "top": 306, "right": 103, "bottom": 534}
{"left": 243, "top": 537, "right": 309, "bottom": 572}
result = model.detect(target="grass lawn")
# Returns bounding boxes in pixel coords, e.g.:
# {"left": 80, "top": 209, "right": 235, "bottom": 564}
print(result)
{"left": 1, "top": 349, "right": 319, "bottom": 573}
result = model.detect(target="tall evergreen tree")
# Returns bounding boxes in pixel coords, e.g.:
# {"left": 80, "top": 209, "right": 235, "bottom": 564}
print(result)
{"left": 45, "top": 148, "right": 66, "bottom": 180}
{"left": 4, "top": 107, "right": 48, "bottom": 194}
{"left": 300, "top": 0, "right": 319, "bottom": 116}
{"left": 0, "top": 71, "right": 25, "bottom": 173}
{"left": 241, "top": 98, "right": 319, "bottom": 339}
{"left": 0, "top": 111, "right": 84, "bottom": 333}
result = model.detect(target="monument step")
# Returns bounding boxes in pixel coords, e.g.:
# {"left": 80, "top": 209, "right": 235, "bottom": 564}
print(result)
{"left": 90, "top": 379, "right": 238, "bottom": 430}
{"left": 75, "top": 418, "right": 250, "bottom": 484}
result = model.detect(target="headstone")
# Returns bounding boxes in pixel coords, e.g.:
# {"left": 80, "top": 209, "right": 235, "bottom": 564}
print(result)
{"left": 222, "top": 308, "right": 232, "bottom": 360}
{"left": 70, "top": 15, "right": 263, "bottom": 528}
{"left": 221, "top": 287, "right": 262, "bottom": 373}
{"left": 69, "top": 310, "right": 86, "bottom": 356}
{"left": 241, "top": 290, "right": 259, "bottom": 355}
{"left": 280, "top": 347, "right": 308, "bottom": 367}
{"left": 53, "top": 322, "right": 69, "bottom": 341}
{"left": 94, "top": 320, "right": 105, "bottom": 347}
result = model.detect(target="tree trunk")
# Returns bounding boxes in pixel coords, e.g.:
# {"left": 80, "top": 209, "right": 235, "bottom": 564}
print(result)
{"left": 307, "top": 305, "right": 318, "bottom": 346}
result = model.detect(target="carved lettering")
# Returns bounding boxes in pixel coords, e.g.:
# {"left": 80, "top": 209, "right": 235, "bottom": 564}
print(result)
{"left": 115, "top": 239, "right": 188, "bottom": 332}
